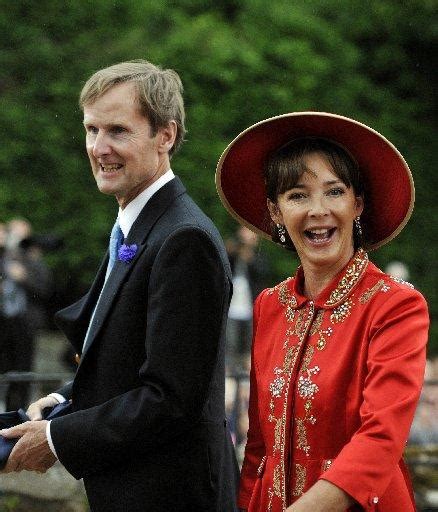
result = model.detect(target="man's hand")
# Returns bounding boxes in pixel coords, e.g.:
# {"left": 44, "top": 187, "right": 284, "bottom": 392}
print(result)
{"left": 27, "top": 395, "right": 60, "bottom": 421}
{"left": 0, "top": 421, "right": 56, "bottom": 473}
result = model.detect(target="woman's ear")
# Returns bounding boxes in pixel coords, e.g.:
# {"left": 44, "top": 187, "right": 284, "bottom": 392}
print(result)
{"left": 355, "top": 195, "right": 364, "bottom": 217}
{"left": 267, "top": 199, "right": 283, "bottom": 225}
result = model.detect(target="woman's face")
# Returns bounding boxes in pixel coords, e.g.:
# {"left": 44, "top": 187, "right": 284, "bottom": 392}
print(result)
{"left": 268, "top": 152, "right": 363, "bottom": 273}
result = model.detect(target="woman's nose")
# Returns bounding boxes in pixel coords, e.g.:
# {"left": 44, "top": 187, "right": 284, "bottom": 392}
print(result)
{"left": 308, "top": 196, "right": 329, "bottom": 216}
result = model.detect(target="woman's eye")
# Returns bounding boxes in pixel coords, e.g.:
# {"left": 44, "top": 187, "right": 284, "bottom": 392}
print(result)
{"left": 287, "top": 192, "right": 305, "bottom": 200}
{"left": 328, "top": 187, "right": 345, "bottom": 196}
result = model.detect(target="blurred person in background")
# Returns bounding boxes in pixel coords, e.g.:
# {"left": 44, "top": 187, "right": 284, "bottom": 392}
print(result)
{"left": 216, "top": 112, "right": 429, "bottom": 512}
{"left": 226, "top": 226, "right": 268, "bottom": 374}
{"left": 0, "top": 219, "right": 53, "bottom": 410}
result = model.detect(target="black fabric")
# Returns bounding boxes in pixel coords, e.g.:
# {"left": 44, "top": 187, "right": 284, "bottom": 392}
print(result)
{"left": 51, "top": 178, "right": 239, "bottom": 511}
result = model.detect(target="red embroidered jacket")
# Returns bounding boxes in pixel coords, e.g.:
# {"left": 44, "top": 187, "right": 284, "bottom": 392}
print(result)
{"left": 238, "top": 250, "right": 429, "bottom": 512}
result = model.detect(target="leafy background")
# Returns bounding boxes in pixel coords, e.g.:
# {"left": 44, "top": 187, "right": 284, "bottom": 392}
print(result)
{"left": 1, "top": 0, "right": 437, "bottom": 352}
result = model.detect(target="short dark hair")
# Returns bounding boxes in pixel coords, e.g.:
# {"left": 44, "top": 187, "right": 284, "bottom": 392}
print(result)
{"left": 264, "top": 137, "right": 365, "bottom": 250}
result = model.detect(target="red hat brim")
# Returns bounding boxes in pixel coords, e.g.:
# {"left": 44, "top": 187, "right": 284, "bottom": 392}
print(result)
{"left": 216, "top": 112, "right": 414, "bottom": 250}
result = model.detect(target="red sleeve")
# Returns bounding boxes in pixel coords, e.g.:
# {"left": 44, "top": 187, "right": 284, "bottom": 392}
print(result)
{"left": 238, "top": 291, "right": 266, "bottom": 509}
{"left": 321, "top": 289, "right": 429, "bottom": 511}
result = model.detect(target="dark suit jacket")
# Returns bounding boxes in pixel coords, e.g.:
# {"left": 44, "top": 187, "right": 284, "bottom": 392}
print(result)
{"left": 51, "top": 177, "right": 239, "bottom": 512}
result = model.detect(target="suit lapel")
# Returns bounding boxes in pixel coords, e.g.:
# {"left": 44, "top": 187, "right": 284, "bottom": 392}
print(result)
{"left": 80, "top": 177, "right": 186, "bottom": 361}
{"left": 54, "top": 255, "right": 108, "bottom": 353}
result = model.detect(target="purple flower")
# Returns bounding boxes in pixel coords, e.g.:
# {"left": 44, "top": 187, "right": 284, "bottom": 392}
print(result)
{"left": 118, "top": 243, "right": 138, "bottom": 263}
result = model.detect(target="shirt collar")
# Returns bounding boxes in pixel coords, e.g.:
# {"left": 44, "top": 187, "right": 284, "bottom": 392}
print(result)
{"left": 118, "top": 169, "right": 175, "bottom": 237}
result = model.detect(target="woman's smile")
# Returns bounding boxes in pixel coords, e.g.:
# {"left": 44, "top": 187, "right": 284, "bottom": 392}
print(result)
{"left": 270, "top": 152, "right": 363, "bottom": 276}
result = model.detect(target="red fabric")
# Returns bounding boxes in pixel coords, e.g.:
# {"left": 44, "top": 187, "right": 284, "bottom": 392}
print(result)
{"left": 217, "top": 113, "right": 413, "bottom": 250}
{"left": 239, "top": 250, "right": 428, "bottom": 511}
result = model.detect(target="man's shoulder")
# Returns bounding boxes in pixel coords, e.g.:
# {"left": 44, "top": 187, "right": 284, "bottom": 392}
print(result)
{"left": 159, "top": 189, "right": 222, "bottom": 240}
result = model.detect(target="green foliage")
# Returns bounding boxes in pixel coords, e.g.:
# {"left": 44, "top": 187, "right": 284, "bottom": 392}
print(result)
{"left": 0, "top": 0, "right": 436, "bottom": 350}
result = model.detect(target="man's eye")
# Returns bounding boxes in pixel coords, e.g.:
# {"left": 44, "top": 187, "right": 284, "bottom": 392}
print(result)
{"left": 112, "top": 126, "right": 126, "bottom": 134}
{"left": 86, "top": 126, "right": 98, "bottom": 134}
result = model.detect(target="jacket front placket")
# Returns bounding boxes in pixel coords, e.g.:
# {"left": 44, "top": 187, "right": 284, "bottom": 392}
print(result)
{"left": 265, "top": 278, "right": 317, "bottom": 511}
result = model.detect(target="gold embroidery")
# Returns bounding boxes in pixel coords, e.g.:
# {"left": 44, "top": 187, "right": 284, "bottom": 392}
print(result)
{"left": 359, "top": 279, "right": 386, "bottom": 304}
{"left": 266, "top": 301, "right": 315, "bottom": 509}
{"left": 330, "top": 297, "right": 354, "bottom": 323}
{"left": 297, "top": 366, "right": 320, "bottom": 399}
{"left": 269, "top": 367, "right": 286, "bottom": 398}
{"left": 277, "top": 278, "right": 295, "bottom": 306}
{"left": 390, "top": 275, "right": 414, "bottom": 289}
{"left": 301, "top": 346, "right": 314, "bottom": 373}
{"left": 273, "top": 465, "right": 281, "bottom": 497}
{"left": 283, "top": 346, "right": 298, "bottom": 373}
{"left": 293, "top": 463, "right": 306, "bottom": 496}
{"left": 325, "top": 249, "right": 368, "bottom": 307}
{"left": 316, "top": 326, "right": 333, "bottom": 350}
{"left": 321, "top": 459, "right": 333, "bottom": 472}
{"left": 267, "top": 276, "right": 292, "bottom": 296}
{"left": 257, "top": 455, "right": 267, "bottom": 477}
{"left": 267, "top": 464, "right": 282, "bottom": 512}
{"left": 286, "top": 306, "right": 295, "bottom": 323}
{"left": 309, "top": 310, "right": 324, "bottom": 335}
{"left": 294, "top": 304, "right": 315, "bottom": 341}
{"left": 295, "top": 394, "right": 317, "bottom": 456}
{"left": 272, "top": 417, "right": 282, "bottom": 453}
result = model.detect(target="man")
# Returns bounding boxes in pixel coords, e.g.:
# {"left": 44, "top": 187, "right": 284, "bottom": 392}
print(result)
{"left": 1, "top": 60, "right": 238, "bottom": 512}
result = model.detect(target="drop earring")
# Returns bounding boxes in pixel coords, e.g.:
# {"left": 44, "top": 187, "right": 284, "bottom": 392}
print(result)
{"left": 354, "top": 216, "right": 363, "bottom": 237}
{"left": 276, "top": 223, "right": 287, "bottom": 244}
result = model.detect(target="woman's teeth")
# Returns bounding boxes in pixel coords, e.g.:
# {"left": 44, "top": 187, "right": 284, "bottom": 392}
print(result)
{"left": 305, "top": 228, "right": 335, "bottom": 242}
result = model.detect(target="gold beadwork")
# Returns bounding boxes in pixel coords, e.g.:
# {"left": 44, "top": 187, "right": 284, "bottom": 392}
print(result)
{"left": 301, "top": 346, "right": 314, "bottom": 373}
{"left": 321, "top": 459, "right": 333, "bottom": 472}
{"left": 325, "top": 249, "right": 368, "bottom": 307}
{"left": 293, "top": 463, "right": 306, "bottom": 496}
{"left": 359, "top": 279, "right": 386, "bottom": 304}
{"left": 390, "top": 275, "right": 414, "bottom": 289}
{"left": 330, "top": 297, "right": 354, "bottom": 324}
{"left": 257, "top": 455, "right": 267, "bottom": 477}
{"left": 309, "top": 310, "right": 324, "bottom": 335}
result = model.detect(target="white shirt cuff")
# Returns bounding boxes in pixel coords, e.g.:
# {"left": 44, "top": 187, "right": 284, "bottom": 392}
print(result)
{"left": 46, "top": 420, "right": 59, "bottom": 459}
{"left": 48, "top": 393, "right": 66, "bottom": 404}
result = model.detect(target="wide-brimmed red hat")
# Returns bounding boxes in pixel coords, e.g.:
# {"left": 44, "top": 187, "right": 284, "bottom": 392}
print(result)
{"left": 216, "top": 112, "right": 414, "bottom": 250}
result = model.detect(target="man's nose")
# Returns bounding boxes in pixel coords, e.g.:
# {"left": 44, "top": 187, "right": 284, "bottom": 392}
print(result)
{"left": 92, "top": 132, "right": 112, "bottom": 158}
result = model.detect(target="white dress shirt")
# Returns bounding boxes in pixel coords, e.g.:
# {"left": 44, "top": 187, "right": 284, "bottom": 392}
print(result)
{"left": 46, "top": 169, "right": 175, "bottom": 457}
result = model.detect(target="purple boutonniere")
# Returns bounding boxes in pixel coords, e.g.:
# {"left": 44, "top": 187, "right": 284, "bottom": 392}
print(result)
{"left": 118, "top": 243, "right": 138, "bottom": 263}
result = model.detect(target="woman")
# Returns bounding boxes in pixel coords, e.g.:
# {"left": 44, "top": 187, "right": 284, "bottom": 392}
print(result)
{"left": 216, "top": 113, "right": 429, "bottom": 512}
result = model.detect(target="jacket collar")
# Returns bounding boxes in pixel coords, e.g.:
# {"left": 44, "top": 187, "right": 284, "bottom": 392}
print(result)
{"left": 283, "top": 248, "right": 369, "bottom": 310}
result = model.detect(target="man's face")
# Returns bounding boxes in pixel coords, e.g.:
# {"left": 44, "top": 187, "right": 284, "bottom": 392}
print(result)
{"left": 83, "top": 82, "right": 174, "bottom": 208}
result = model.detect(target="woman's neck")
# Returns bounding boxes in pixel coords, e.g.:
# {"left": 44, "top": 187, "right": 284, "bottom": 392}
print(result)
{"left": 301, "top": 251, "right": 354, "bottom": 300}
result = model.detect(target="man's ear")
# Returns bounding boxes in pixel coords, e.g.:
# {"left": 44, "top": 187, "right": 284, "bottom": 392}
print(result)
{"left": 158, "top": 121, "right": 177, "bottom": 154}
{"left": 267, "top": 199, "right": 283, "bottom": 225}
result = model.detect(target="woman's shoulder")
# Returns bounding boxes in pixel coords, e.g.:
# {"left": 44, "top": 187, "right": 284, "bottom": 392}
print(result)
{"left": 256, "top": 276, "right": 295, "bottom": 304}
{"left": 361, "top": 260, "right": 427, "bottom": 309}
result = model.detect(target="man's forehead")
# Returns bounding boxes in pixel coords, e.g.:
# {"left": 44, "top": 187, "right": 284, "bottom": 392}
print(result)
{"left": 83, "top": 84, "right": 143, "bottom": 124}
